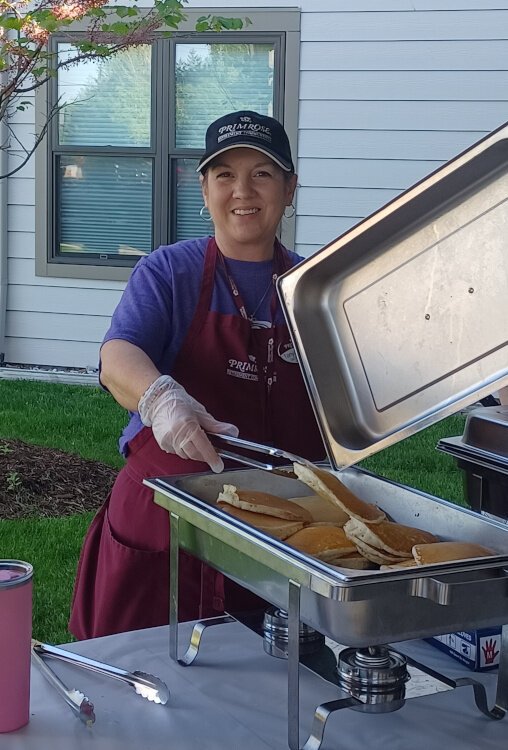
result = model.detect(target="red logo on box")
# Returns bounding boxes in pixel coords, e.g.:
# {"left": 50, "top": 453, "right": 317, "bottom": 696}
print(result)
{"left": 482, "top": 638, "right": 499, "bottom": 665}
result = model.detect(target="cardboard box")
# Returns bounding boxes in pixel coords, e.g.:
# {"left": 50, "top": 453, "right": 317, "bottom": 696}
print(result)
{"left": 426, "top": 628, "right": 502, "bottom": 671}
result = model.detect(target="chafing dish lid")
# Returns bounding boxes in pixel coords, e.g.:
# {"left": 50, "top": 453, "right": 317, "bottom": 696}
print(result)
{"left": 278, "top": 122, "right": 508, "bottom": 470}
{"left": 461, "top": 405, "right": 508, "bottom": 459}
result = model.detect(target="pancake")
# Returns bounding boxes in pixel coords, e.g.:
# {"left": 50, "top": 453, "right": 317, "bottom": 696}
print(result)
{"left": 217, "top": 501, "right": 305, "bottom": 540}
{"left": 348, "top": 537, "right": 407, "bottom": 566}
{"left": 379, "top": 560, "right": 417, "bottom": 571}
{"left": 327, "top": 553, "right": 378, "bottom": 570}
{"left": 412, "top": 541, "right": 495, "bottom": 565}
{"left": 284, "top": 525, "right": 357, "bottom": 561}
{"left": 293, "top": 464, "right": 385, "bottom": 524}
{"left": 217, "top": 485, "right": 312, "bottom": 523}
{"left": 289, "top": 495, "right": 349, "bottom": 526}
{"left": 344, "top": 517, "right": 439, "bottom": 559}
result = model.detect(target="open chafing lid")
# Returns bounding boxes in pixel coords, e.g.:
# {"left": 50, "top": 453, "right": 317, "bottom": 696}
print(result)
{"left": 278, "top": 121, "right": 508, "bottom": 471}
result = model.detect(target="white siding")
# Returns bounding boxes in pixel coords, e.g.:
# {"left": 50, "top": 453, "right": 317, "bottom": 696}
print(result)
{"left": 3, "top": 0, "right": 508, "bottom": 365}
{"left": 293, "top": 1, "right": 508, "bottom": 255}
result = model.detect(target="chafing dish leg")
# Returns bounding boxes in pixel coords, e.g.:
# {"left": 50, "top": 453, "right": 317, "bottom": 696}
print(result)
{"left": 169, "top": 512, "right": 180, "bottom": 663}
{"left": 301, "top": 698, "right": 360, "bottom": 750}
{"left": 455, "top": 622, "right": 507, "bottom": 720}
{"left": 287, "top": 580, "right": 358, "bottom": 750}
{"left": 287, "top": 579, "right": 301, "bottom": 750}
{"left": 177, "top": 616, "right": 236, "bottom": 667}
{"left": 168, "top": 511, "right": 235, "bottom": 666}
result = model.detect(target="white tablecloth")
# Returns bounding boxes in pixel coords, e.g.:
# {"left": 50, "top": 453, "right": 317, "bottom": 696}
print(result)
{"left": 4, "top": 621, "right": 506, "bottom": 749}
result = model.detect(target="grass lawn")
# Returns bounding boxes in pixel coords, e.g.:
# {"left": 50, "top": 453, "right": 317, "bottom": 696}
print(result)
{"left": 0, "top": 380, "right": 126, "bottom": 643}
{"left": 0, "top": 379, "right": 468, "bottom": 644}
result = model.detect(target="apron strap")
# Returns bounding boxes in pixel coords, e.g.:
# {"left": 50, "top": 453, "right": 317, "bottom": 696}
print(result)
{"left": 182, "top": 238, "right": 218, "bottom": 342}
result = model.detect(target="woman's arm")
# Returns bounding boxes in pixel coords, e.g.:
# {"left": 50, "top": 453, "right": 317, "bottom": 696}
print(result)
{"left": 100, "top": 338, "right": 238, "bottom": 472}
{"left": 100, "top": 339, "right": 161, "bottom": 411}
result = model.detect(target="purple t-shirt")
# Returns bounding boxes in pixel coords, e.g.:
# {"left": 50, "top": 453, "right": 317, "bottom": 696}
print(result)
{"left": 102, "top": 236, "right": 303, "bottom": 454}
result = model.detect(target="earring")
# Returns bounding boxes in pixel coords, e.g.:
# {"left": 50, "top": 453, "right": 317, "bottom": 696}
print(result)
{"left": 283, "top": 203, "right": 296, "bottom": 219}
{"left": 200, "top": 205, "right": 213, "bottom": 222}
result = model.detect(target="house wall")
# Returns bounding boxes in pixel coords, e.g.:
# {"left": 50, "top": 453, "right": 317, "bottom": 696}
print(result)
{"left": 3, "top": 0, "right": 508, "bottom": 369}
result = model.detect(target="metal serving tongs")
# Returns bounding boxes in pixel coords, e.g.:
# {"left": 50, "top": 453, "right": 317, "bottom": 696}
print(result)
{"left": 32, "top": 640, "right": 169, "bottom": 709}
{"left": 31, "top": 643, "right": 96, "bottom": 726}
{"left": 208, "top": 434, "right": 328, "bottom": 478}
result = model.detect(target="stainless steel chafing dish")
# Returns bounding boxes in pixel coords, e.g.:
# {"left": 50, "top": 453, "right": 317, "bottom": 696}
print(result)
{"left": 147, "top": 466, "right": 508, "bottom": 646}
{"left": 146, "top": 121, "right": 508, "bottom": 749}
{"left": 438, "top": 405, "right": 508, "bottom": 522}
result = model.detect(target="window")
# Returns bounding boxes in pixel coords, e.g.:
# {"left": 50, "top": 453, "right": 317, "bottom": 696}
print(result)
{"left": 35, "top": 9, "right": 300, "bottom": 281}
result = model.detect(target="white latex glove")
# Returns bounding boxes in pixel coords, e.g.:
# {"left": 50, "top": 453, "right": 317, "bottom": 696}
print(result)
{"left": 138, "top": 375, "right": 238, "bottom": 473}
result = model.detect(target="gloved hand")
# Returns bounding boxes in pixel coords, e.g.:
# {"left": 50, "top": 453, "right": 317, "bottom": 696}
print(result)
{"left": 138, "top": 375, "right": 238, "bottom": 473}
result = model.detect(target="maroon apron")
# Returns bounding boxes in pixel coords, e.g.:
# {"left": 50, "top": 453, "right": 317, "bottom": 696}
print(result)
{"left": 69, "top": 239, "right": 324, "bottom": 640}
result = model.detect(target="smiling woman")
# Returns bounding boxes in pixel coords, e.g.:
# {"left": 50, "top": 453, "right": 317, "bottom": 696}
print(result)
{"left": 69, "top": 110, "right": 326, "bottom": 641}
{"left": 200, "top": 150, "right": 297, "bottom": 261}
{"left": 198, "top": 111, "right": 297, "bottom": 261}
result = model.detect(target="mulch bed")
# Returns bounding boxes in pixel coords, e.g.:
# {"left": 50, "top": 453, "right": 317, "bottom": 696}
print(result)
{"left": 0, "top": 439, "right": 117, "bottom": 519}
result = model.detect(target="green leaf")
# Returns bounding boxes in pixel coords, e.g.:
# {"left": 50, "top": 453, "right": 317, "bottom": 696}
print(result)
{"left": 115, "top": 6, "right": 138, "bottom": 19}
{"left": 214, "top": 16, "right": 244, "bottom": 31}
{"left": 106, "top": 21, "right": 132, "bottom": 34}
{"left": 0, "top": 16, "right": 25, "bottom": 31}
{"left": 76, "top": 42, "right": 96, "bottom": 53}
{"left": 156, "top": 0, "right": 187, "bottom": 12}
{"left": 87, "top": 7, "right": 107, "bottom": 18}
{"left": 194, "top": 14, "right": 244, "bottom": 32}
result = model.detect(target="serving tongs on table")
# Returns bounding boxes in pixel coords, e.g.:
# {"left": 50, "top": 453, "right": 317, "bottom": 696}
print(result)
{"left": 32, "top": 640, "right": 169, "bottom": 723}
{"left": 209, "top": 434, "right": 329, "bottom": 478}
{"left": 31, "top": 644, "right": 96, "bottom": 726}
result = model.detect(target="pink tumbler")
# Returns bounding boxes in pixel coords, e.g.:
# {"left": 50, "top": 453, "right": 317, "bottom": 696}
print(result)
{"left": 0, "top": 560, "right": 33, "bottom": 732}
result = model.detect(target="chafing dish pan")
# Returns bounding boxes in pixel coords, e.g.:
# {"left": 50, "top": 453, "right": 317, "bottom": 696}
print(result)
{"left": 147, "top": 466, "right": 508, "bottom": 648}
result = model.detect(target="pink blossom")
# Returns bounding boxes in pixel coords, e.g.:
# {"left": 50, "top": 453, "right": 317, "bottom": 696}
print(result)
{"left": 22, "top": 19, "right": 50, "bottom": 44}
{"left": 51, "top": 0, "right": 107, "bottom": 21}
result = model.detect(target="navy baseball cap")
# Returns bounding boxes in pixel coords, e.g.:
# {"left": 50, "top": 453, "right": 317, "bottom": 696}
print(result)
{"left": 197, "top": 110, "right": 294, "bottom": 173}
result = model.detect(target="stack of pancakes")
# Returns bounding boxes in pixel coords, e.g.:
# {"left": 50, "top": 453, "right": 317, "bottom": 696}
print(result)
{"left": 217, "top": 484, "right": 369, "bottom": 567}
{"left": 216, "top": 464, "right": 497, "bottom": 570}
{"left": 292, "top": 463, "right": 496, "bottom": 567}
{"left": 342, "top": 516, "right": 439, "bottom": 566}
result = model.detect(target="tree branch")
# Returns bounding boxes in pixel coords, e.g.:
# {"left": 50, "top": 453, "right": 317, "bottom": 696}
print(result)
{"left": 0, "top": 98, "right": 66, "bottom": 179}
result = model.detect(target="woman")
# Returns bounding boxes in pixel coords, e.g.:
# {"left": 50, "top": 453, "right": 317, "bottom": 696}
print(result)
{"left": 69, "top": 110, "right": 324, "bottom": 640}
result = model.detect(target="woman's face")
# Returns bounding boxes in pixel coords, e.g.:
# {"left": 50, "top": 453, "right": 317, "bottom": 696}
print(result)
{"left": 200, "top": 148, "right": 297, "bottom": 260}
